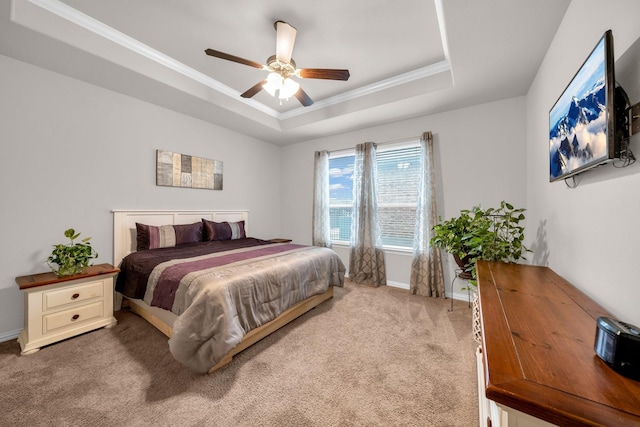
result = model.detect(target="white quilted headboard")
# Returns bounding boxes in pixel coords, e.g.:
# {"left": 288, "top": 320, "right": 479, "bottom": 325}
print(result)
{"left": 112, "top": 209, "right": 249, "bottom": 267}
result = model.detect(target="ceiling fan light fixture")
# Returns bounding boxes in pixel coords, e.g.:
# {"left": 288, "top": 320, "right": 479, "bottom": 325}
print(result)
{"left": 263, "top": 72, "right": 281, "bottom": 96}
{"left": 263, "top": 72, "right": 299, "bottom": 101}
{"left": 279, "top": 77, "right": 300, "bottom": 99}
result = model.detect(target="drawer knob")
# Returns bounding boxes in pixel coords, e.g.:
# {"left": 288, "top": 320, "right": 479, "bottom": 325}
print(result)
{"left": 72, "top": 314, "right": 80, "bottom": 321}
{"left": 71, "top": 293, "right": 80, "bottom": 299}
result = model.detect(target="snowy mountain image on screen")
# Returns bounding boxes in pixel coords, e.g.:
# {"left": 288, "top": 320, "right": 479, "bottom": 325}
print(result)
{"left": 549, "top": 36, "right": 608, "bottom": 180}
{"left": 549, "top": 78, "right": 607, "bottom": 179}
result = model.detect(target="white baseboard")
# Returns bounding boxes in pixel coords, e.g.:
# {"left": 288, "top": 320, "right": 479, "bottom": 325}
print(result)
{"left": 450, "top": 291, "right": 473, "bottom": 303}
{"left": 386, "top": 280, "right": 409, "bottom": 290}
{"left": 0, "top": 329, "right": 21, "bottom": 344}
{"left": 386, "top": 280, "right": 472, "bottom": 302}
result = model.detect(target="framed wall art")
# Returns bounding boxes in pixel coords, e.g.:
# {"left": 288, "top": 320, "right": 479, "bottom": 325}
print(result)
{"left": 156, "top": 150, "right": 223, "bottom": 190}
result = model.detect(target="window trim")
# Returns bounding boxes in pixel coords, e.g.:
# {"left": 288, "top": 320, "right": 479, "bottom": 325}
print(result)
{"left": 328, "top": 140, "right": 421, "bottom": 251}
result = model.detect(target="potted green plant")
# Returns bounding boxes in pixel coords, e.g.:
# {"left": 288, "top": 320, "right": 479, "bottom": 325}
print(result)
{"left": 47, "top": 228, "right": 98, "bottom": 277}
{"left": 430, "top": 201, "right": 531, "bottom": 285}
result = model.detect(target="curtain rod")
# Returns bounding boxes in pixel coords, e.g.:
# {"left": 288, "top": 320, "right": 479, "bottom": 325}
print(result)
{"left": 328, "top": 135, "right": 422, "bottom": 155}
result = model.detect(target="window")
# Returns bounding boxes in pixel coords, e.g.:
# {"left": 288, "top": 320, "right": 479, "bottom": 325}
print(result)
{"left": 328, "top": 155, "right": 354, "bottom": 243}
{"left": 328, "top": 142, "right": 421, "bottom": 250}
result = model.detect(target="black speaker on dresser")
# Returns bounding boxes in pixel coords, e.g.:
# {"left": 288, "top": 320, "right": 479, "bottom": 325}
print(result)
{"left": 594, "top": 316, "right": 640, "bottom": 381}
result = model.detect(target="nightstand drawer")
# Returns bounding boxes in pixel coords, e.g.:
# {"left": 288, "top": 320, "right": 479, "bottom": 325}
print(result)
{"left": 43, "top": 301, "right": 105, "bottom": 332}
{"left": 43, "top": 280, "right": 104, "bottom": 310}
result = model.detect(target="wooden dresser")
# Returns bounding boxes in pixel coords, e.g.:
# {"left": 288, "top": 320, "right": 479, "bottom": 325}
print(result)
{"left": 15, "top": 263, "right": 119, "bottom": 355}
{"left": 476, "top": 261, "right": 640, "bottom": 426}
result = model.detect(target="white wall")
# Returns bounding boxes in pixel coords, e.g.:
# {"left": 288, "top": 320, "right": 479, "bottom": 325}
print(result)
{"left": 526, "top": 0, "right": 640, "bottom": 325}
{"left": 280, "top": 96, "right": 527, "bottom": 296}
{"left": 0, "top": 54, "right": 282, "bottom": 339}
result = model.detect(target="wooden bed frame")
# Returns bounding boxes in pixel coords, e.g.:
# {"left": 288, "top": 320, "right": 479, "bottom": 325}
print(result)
{"left": 112, "top": 209, "right": 334, "bottom": 373}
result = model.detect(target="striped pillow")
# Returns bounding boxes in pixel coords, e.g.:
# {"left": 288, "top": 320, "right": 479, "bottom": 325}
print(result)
{"left": 202, "top": 219, "right": 246, "bottom": 241}
{"left": 136, "top": 222, "right": 203, "bottom": 251}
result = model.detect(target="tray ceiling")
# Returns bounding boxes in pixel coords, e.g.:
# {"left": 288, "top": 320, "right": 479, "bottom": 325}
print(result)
{"left": 0, "top": 0, "right": 571, "bottom": 145}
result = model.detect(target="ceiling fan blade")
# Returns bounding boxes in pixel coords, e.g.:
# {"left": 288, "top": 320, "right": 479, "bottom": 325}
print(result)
{"left": 204, "top": 48, "right": 264, "bottom": 69}
{"left": 240, "top": 80, "right": 267, "bottom": 98}
{"left": 298, "top": 68, "right": 350, "bottom": 81}
{"left": 294, "top": 87, "right": 314, "bottom": 107}
{"left": 275, "top": 21, "right": 297, "bottom": 64}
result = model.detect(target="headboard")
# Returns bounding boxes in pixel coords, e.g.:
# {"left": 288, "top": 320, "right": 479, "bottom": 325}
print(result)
{"left": 112, "top": 209, "right": 249, "bottom": 267}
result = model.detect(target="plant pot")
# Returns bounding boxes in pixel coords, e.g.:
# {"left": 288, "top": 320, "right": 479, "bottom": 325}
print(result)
{"left": 453, "top": 254, "right": 473, "bottom": 280}
{"left": 54, "top": 265, "right": 86, "bottom": 277}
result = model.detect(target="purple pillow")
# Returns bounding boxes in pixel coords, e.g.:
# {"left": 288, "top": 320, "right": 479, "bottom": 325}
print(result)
{"left": 202, "top": 219, "right": 246, "bottom": 241}
{"left": 136, "top": 222, "right": 203, "bottom": 251}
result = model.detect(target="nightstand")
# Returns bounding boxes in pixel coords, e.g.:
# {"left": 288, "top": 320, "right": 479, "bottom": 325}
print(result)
{"left": 269, "top": 238, "right": 292, "bottom": 243}
{"left": 15, "top": 263, "right": 119, "bottom": 355}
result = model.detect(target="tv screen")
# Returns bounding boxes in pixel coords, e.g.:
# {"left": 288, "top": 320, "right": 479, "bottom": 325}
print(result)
{"left": 549, "top": 30, "right": 616, "bottom": 182}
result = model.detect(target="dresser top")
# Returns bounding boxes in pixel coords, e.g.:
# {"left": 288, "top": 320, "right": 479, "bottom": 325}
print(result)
{"left": 477, "top": 261, "right": 640, "bottom": 426}
{"left": 15, "top": 263, "right": 119, "bottom": 290}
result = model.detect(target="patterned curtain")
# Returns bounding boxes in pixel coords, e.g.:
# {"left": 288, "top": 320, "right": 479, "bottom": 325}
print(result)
{"left": 312, "top": 150, "right": 332, "bottom": 248}
{"left": 410, "top": 132, "right": 445, "bottom": 297}
{"left": 349, "top": 142, "right": 386, "bottom": 286}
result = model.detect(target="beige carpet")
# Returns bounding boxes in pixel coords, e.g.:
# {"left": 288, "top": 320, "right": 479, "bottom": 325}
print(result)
{"left": 0, "top": 282, "right": 478, "bottom": 426}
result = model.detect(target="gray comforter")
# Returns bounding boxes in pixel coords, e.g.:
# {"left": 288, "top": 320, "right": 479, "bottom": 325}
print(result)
{"left": 139, "top": 242, "right": 345, "bottom": 373}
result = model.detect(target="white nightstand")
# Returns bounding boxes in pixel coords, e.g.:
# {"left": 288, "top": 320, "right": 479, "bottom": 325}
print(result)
{"left": 15, "top": 263, "right": 119, "bottom": 355}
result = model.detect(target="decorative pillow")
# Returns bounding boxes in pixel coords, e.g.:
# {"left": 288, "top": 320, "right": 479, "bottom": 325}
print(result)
{"left": 136, "top": 222, "right": 203, "bottom": 251}
{"left": 202, "top": 219, "right": 246, "bottom": 241}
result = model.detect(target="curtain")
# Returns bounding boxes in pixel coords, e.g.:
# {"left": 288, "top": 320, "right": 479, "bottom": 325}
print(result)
{"left": 312, "top": 150, "right": 332, "bottom": 248}
{"left": 349, "top": 142, "right": 386, "bottom": 286}
{"left": 410, "top": 132, "right": 445, "bottom": 297}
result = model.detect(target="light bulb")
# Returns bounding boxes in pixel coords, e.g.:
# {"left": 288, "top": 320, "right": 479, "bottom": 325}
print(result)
{"left": 279, "top": 78, "right": 300, "bottom": 100}
{"left": 263, "top": 73, "right": 282, "bottom": 97}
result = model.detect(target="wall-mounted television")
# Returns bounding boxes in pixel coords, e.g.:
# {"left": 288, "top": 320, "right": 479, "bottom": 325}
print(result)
{"left": 549, "top": 30, "right": 627, "bottom": 182}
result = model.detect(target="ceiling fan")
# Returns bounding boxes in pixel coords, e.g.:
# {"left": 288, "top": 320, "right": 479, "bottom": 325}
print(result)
{"left": 205, "top": 21, "right": 350, "bottom": 107}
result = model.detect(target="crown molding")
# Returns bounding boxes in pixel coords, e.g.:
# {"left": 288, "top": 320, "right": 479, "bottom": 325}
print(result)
{"left": 279, "top": 61, "right": 452, "bottom": 119}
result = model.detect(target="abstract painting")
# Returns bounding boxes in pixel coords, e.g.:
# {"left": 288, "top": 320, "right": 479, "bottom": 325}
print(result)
{"left": 156, "top": 150, "right": 223, "bottom": 190}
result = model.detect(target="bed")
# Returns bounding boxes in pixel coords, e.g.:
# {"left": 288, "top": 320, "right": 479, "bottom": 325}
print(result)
{"left": 113, "top": 209, "right": 345, "bottom": 373}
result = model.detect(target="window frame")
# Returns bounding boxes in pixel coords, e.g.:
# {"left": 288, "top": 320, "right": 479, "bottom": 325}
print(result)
{"left": 327, "top": 140, "right": 421, "bottom": 253}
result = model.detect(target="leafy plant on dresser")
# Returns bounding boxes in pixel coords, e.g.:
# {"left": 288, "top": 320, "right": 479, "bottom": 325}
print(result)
{"left": 47, "top": 228, "right": 98, "bottom": 277}
{"left": 430, "top": 201, "right": 531, "bottom": 286}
